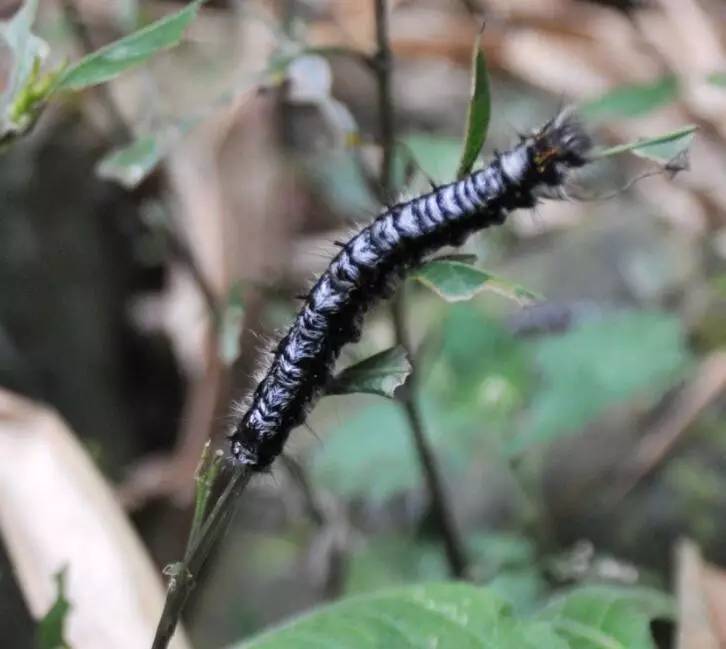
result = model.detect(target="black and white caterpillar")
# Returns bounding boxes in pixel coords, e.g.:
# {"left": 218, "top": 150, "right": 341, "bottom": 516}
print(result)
{"left": 229, "top": 110, "right": 592, "bottom": 469}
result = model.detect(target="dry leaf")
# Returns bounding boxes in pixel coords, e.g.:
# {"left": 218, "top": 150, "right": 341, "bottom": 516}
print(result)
{"left": 0, "top": 388, "right": 190, "bottom": 649}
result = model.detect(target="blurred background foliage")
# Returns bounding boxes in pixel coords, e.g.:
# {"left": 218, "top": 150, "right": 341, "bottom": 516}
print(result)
{"left": 0, "top": 0, "right": 725, "bottom": 647}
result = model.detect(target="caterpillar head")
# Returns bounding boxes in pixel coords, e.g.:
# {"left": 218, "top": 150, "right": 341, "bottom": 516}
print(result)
{"left": 532, "top": 109, "right": 592, "bottom": 182}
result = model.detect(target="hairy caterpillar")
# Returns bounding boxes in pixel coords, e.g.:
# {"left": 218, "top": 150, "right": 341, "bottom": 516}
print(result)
{"left": 230, "top": 111, "right": 592, "bottom": 469}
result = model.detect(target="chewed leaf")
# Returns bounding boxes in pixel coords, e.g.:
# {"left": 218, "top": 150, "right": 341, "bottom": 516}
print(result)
{"left": 413, "top": 259, "right": 541, "bottom": 305}
{"left": 594, "top": 125, "right": 696, "bottom": 165}
{"left": 580, "top": 76, "right": 678, "bottom": 122}
{"left": 327, "top": 346, "right": 411, "bottom": 399}
{"left": 36, "top": 568, "right": 72, "bottom": 649}
{"left": 456, "top": 27, "right": 491, "bottom": 179}
{"left": 56, "top": 0, "right": 202, "bottom": 91}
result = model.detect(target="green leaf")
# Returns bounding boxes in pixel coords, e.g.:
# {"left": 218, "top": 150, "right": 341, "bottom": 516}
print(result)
{"left": 96, "top": 135, "right": 164, "bottom": 188}
{"left": 580, "top": 76, "right": 678, "bottom": 123}
{"left": 313, "top": 309, "right": 530, "bottom": 503}
{"left": 456, "top": 28, "right": 491, "bottom": 179}
{"left": 235, "top": 582, "right": 568, "bottom": 649}
{"left": 56, "top": 0, "right": 203, "bottom": 91}
{"left": 594, "top": 125, "right": 696, "bottom": 165}
{"left": 509, "top": 311, "right": 690, "bottom": 454}
{"left": 327, "top": 346, "right": 411, "bottom": 399}
{"left": 402, "top": 134, "right": 462, "bottom": 185}
{"left": 539, "top": 585, "right": 673, "bottom": 649}
{"left": 413, "top": 259, "right": 541, "bottom": 305}
{"left": 311, "top": 399, "right": 422, "bottom": 502}
{"left": 36, "top": 567, "right": 71, "bottom": 649}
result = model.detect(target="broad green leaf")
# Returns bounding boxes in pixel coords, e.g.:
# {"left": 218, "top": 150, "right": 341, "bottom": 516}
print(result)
{"left": 345, "top": 534, "right": 545, "bottom": 612}
{"left": 235, "top": 582, "right": 568, "bottom": 649}
{"left": 580, "top": 76, "right": 678, "bottom": 122}
{"left": 312, "top": 397, "right": 477, "bottom": 503}
{"left": 36, "top": 567, "right": 71, "bottom": 649}
{"left": 430, "top": 306, "right": 531, "bottom": 420}
{"left": 313, "top": 309, "right": 530, "bottom": 503}
{"left": 539, "top": 585, "right": 673, "bottom": 649}
{"left": 327, "top": 346, "right": 411, "bottom": 399}
{"left": 413, "top": 259, "right": 541, "bottom": 305}
{"left": 456, "top": 29, "right": 491, "bottom": 179}
{"left": 509, "top": 311, "right": 690, "bottom": 454}
{"left": 311, "top": 399, "right": 422, "bottom": 502}
{"left": 594, "top": 125, "right": 696, "bottom": 165}
{"left": 56, "top": 0, "right": 203, "bottom": 91}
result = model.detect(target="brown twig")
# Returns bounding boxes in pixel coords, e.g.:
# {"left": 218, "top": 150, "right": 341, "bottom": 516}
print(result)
{"left": 372, "top": 0, "right": 469, "bottom": 578}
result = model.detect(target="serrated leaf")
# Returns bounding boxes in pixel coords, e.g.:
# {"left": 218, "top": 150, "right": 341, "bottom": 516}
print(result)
{"left": 36, "top": 567, "right": 71, "bottom": 649}
{"left": 327, "top": 346, "right": 411, "bottom": 399}
{"left": 594, "top": 125, "right": 696, "bottom": 165}
{"left": 539, "top": 585, "right": 673, "bottom": 649}
{"left": 580, "top": 76, "right": 678, "bottom": 122}
{"left": 509, "top": 311, "right": 690, "bottom": 454}
{"left": 456, "top": 29, "right": 491, "bottom": 179}
{"left": 413, "top": 259, "right": 541, "bottom": 305}
{"left": 56, "top": 0, "right": 202, "bottom": 91}
{"left": 234, "top": 582, "right": 568, "bottom": 649}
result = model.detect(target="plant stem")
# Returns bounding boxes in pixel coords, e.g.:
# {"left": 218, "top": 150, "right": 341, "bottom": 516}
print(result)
{"left": 372, "top": 0, "right": 469, "bottom": 579}
{"left": 151, "top": 466, "right": 252, "bottom": 649}
{"left": 391, "top": 294, "right": 469, "bottom": 578}
{"left": 373, "top": 0, "right": 395, "bottom": 202}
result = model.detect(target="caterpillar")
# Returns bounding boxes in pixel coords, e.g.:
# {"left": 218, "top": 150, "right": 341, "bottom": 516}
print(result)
{"left": 229, "top": 110, "right": 592, "bottom": 470}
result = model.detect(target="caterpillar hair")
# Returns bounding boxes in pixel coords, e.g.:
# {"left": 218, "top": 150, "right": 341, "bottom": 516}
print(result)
{"left": 229, "top": 110, "right": 592, "bottom": 469}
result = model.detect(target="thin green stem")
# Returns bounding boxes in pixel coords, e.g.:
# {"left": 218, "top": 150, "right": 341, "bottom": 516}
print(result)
{"left": 151, "top": 466, "right": 251, "bottom": 649}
